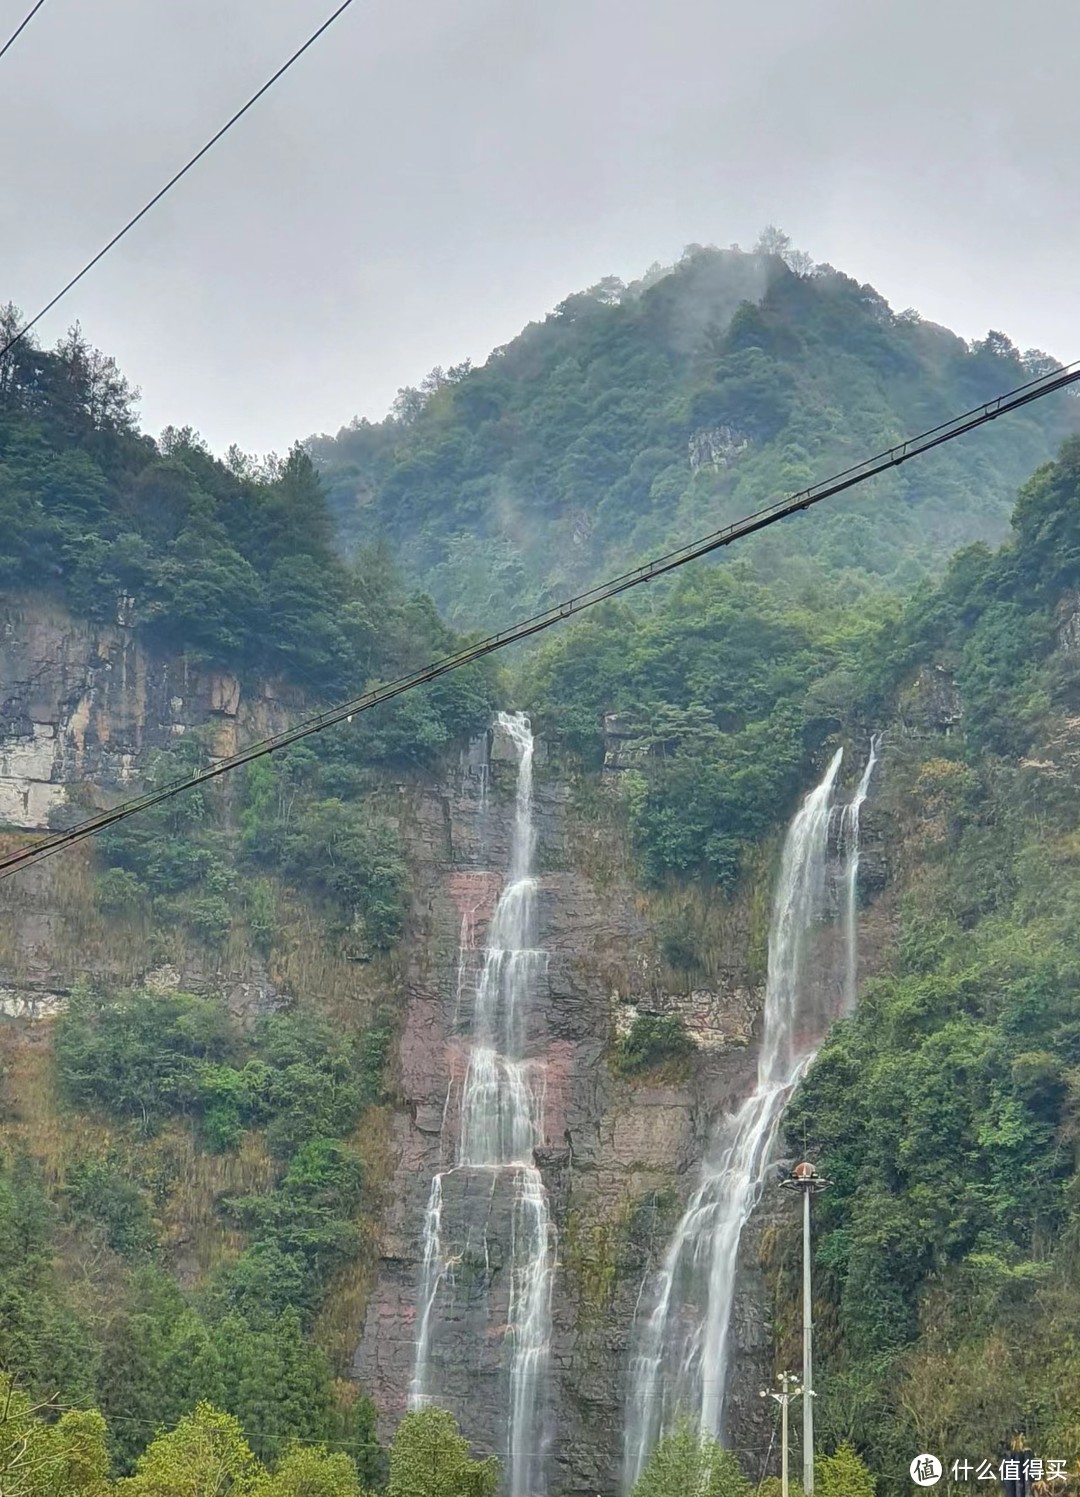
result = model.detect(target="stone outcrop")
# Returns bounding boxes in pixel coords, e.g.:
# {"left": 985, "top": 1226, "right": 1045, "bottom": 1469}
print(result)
{"left": 0, "top": 594, "right": 296, "bottom": 830}
{"left": 896, "top": 665, "right": 963, "bottom": 738}
{"left": 688, "top": 425, "right": 750, "bottom": 473}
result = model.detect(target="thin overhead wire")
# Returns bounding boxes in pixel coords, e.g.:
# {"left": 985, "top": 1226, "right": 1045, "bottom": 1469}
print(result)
{"left": 0, "top": 0, "right": 357, "bottom": 358}
{"left": 0, "top": 0, "right": 46, "bottom": 63}
{"left": 2, "top": 357, "right": 1077, "bottom": 883}
{"left": 41, "top": 1395, "right": 774, "bottom": 1461}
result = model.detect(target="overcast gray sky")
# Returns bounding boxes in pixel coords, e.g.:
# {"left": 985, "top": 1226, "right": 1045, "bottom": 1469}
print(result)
{"left": 2, "top": 0, "right": 1076, "bottom": 455}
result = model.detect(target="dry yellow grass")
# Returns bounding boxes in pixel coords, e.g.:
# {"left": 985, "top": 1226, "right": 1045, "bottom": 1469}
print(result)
{"left": 154, "top": 1126, "right": 277, "bottom": 1283}
{"left": 312, "top": 1104, "right": 397, "bottom": 1373}
{"left": 0, "top": 1019, "right": 280, "bottom": 1286}
{"left": 0, "top": 1031, "right": 113, "bottom": 1187}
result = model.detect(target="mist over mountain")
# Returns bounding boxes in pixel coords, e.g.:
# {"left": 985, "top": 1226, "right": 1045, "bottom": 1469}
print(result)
{"left": 309, "top": 238, "right": 1076, "bottom": 629}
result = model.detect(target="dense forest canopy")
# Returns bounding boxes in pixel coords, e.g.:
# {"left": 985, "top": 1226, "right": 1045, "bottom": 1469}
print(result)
{"left": 522, "top": 560, "right": 892, "bottom": 887}
{"left": 308, "top": 235, "right": 1076, "bottom": 630}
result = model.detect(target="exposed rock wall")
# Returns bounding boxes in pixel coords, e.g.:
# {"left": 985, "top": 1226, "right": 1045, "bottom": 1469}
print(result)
{"left": 353, "top": 727, "right": 725, "bottom": 1493}
{"left": 0, "top": 594, "right": 298, "bottom": 1016}
{"left": 352, "top": 723, "right": 896, "bottom": 1496}
{"left": 0, "top": 594, "right": 295, "bottom": 829}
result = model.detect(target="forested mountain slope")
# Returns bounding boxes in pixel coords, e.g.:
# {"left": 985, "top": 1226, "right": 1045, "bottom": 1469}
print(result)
{"left": 3, "top": 289, "right": 1080, "bottom": 1496}
{"left": 0, "top": 315, "right": 499, "bottom": 1483}
{"left": 0, "top": 305, "right": 494, "bottom": 723}
{"left": 308, "top": 240, "right": 1076, "bottom": 629}
{"left": 784, "top": 439, "right": 1080, "bottom": 1481}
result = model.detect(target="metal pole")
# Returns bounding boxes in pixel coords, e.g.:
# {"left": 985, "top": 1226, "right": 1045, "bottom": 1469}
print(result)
{"left": 763, "top": 1372, "right": 802, "bottom": 1496}
{"left": 802, "top": 1186, "right": 814, "bottom": 1496}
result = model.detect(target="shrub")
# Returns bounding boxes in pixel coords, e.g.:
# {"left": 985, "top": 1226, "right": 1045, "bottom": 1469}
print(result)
{"left": 55, "top": 988, "right": 237, "bottom": 1133}
{"left": 244, "top": 789, "right": 409, "bottom": 950}
{"left": 656, "top": 906, "right": 703, "bottom": 972}
{"left": 214, "top": 1137, "right": 365, "bottom": 1328}
{"left": 387, "top": 1408, "right": 499, "bottom": 1497}
{"left": 188, "top": 895, "right": 232, "bottom": 943}
{"left": 256, "top": 1014, "right": 365, "bottom": 1158}
{"left": 629, "top": 1421, "right": 750, "bottom": 1497}
{"left": 614, "top": 1013, "right": 696, "bottom": 1075}
{"left": 65, "top": 1156, "right": 156, "bottom": 1258}
{"left": 247, "top": 879, "right": 278, "bottom": 953}
{"left": 96, "top": 867, "right": 146, "bottom": 913}
{"left": 359, "top": 1005, "right": 397, "bottom": 1104}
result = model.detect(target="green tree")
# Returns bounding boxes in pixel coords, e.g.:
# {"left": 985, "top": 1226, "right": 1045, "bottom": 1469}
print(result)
{"left": 0, "top": 1158, "right": 97, "bottom": 1409}
{"left": 330, "top": 1395, "right": 386, "bottom": 1490}
{"left": 386, "top": 1409, "right": 498, "bottom": 1497}
{"left": 213, "top": 1310, "right": 335, "bottom": 1465}
{"left": 815, "top": 1443, "right": 875, "bottom": 1497}
{"left": 629, "top": 1422, "right": 751, "bottom": 1497}
{"left": 65, "top": 1157, "right": 156, "bottom": 1258}
{"left": 262, "top": 1444, "right": 362, "bottom": 1497}
{"left": 97, "top": 1270, "right": 224, "bottom": 1474}
{"left": 119, "top": 1403, "right": 266, "bottom": 1496}
{"left": 0, "top": 1381, "right": 112, "bottom": 1497}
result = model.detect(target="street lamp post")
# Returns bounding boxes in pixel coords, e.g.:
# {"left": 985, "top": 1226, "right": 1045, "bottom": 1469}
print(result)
{"left": 780, "top": 1162, "right": 830, "bottom": 1496}
{"left": 761, "top": 1372, "right": 802, "bottom": 1497}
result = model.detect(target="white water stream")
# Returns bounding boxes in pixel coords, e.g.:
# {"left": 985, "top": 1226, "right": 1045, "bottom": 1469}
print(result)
{"left": 410, "top": 713, "right": 555, "bottom": 1497}
{"left": 625, "top": 741, "right": 878, "bottom": 1487}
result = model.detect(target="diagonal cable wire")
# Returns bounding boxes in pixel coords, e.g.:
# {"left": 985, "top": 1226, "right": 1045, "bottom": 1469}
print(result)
{"left": 0, "top": 0, "right": 356, "bottom": 358}
{"left": 0, "top": 0, "right": 46, "bottom": 63}
{"left": 1, "top": 357, "right": 1077, "bottom": 882}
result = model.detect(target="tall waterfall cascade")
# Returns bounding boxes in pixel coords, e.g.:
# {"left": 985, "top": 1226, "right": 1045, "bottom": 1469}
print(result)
{"left": 410, "top": 712, "right": 556, "bottom": 1497}
{"left": 625, "top": 740, "right": 879, "bottom": 1489}
{"left": 842, "top": 736, "right": 880, "bottom": 1013}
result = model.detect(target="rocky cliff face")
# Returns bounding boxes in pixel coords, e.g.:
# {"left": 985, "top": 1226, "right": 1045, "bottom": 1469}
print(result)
{"left": 0, "top": 594, "right": 296, "bottom": 829}
{"left": 0, "top": 594, "right": 898, "bottom": 1496}
{"left": 352, "top": 719, "right": 896, "bottom": 1495}
{"left": 0, "top": 595, "right": 301, "bottom": 1020}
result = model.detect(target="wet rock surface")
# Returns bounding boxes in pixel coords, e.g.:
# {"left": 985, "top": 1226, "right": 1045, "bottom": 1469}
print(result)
{"left": 353, "top": 734, "right": 896, "bottom": 1494}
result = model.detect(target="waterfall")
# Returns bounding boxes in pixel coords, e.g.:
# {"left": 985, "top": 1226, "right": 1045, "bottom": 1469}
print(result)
{"left": 409, "top": 1172, "right": 446, "bottom": 1410}
{"left": 410, "top": 712, "right": 556, "bottom": 1497}
{"left": 625, "top": 742, "right": 878, "bottom": 1488}
{"left": 841, "top": 734, "right": 879, "bottom": 1014}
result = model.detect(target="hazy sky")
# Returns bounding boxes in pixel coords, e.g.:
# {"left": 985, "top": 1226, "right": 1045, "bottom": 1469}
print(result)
{"left": 3, "top": 0, "right": 1077, "bottom": 454}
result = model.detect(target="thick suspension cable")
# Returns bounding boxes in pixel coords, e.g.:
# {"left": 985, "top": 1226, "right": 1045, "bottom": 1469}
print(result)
{"left": 0, "top": 0, "right": 356, "bottom": 358}
{"left": 1, "top": 356, "right": 1078, "bottom": 882}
